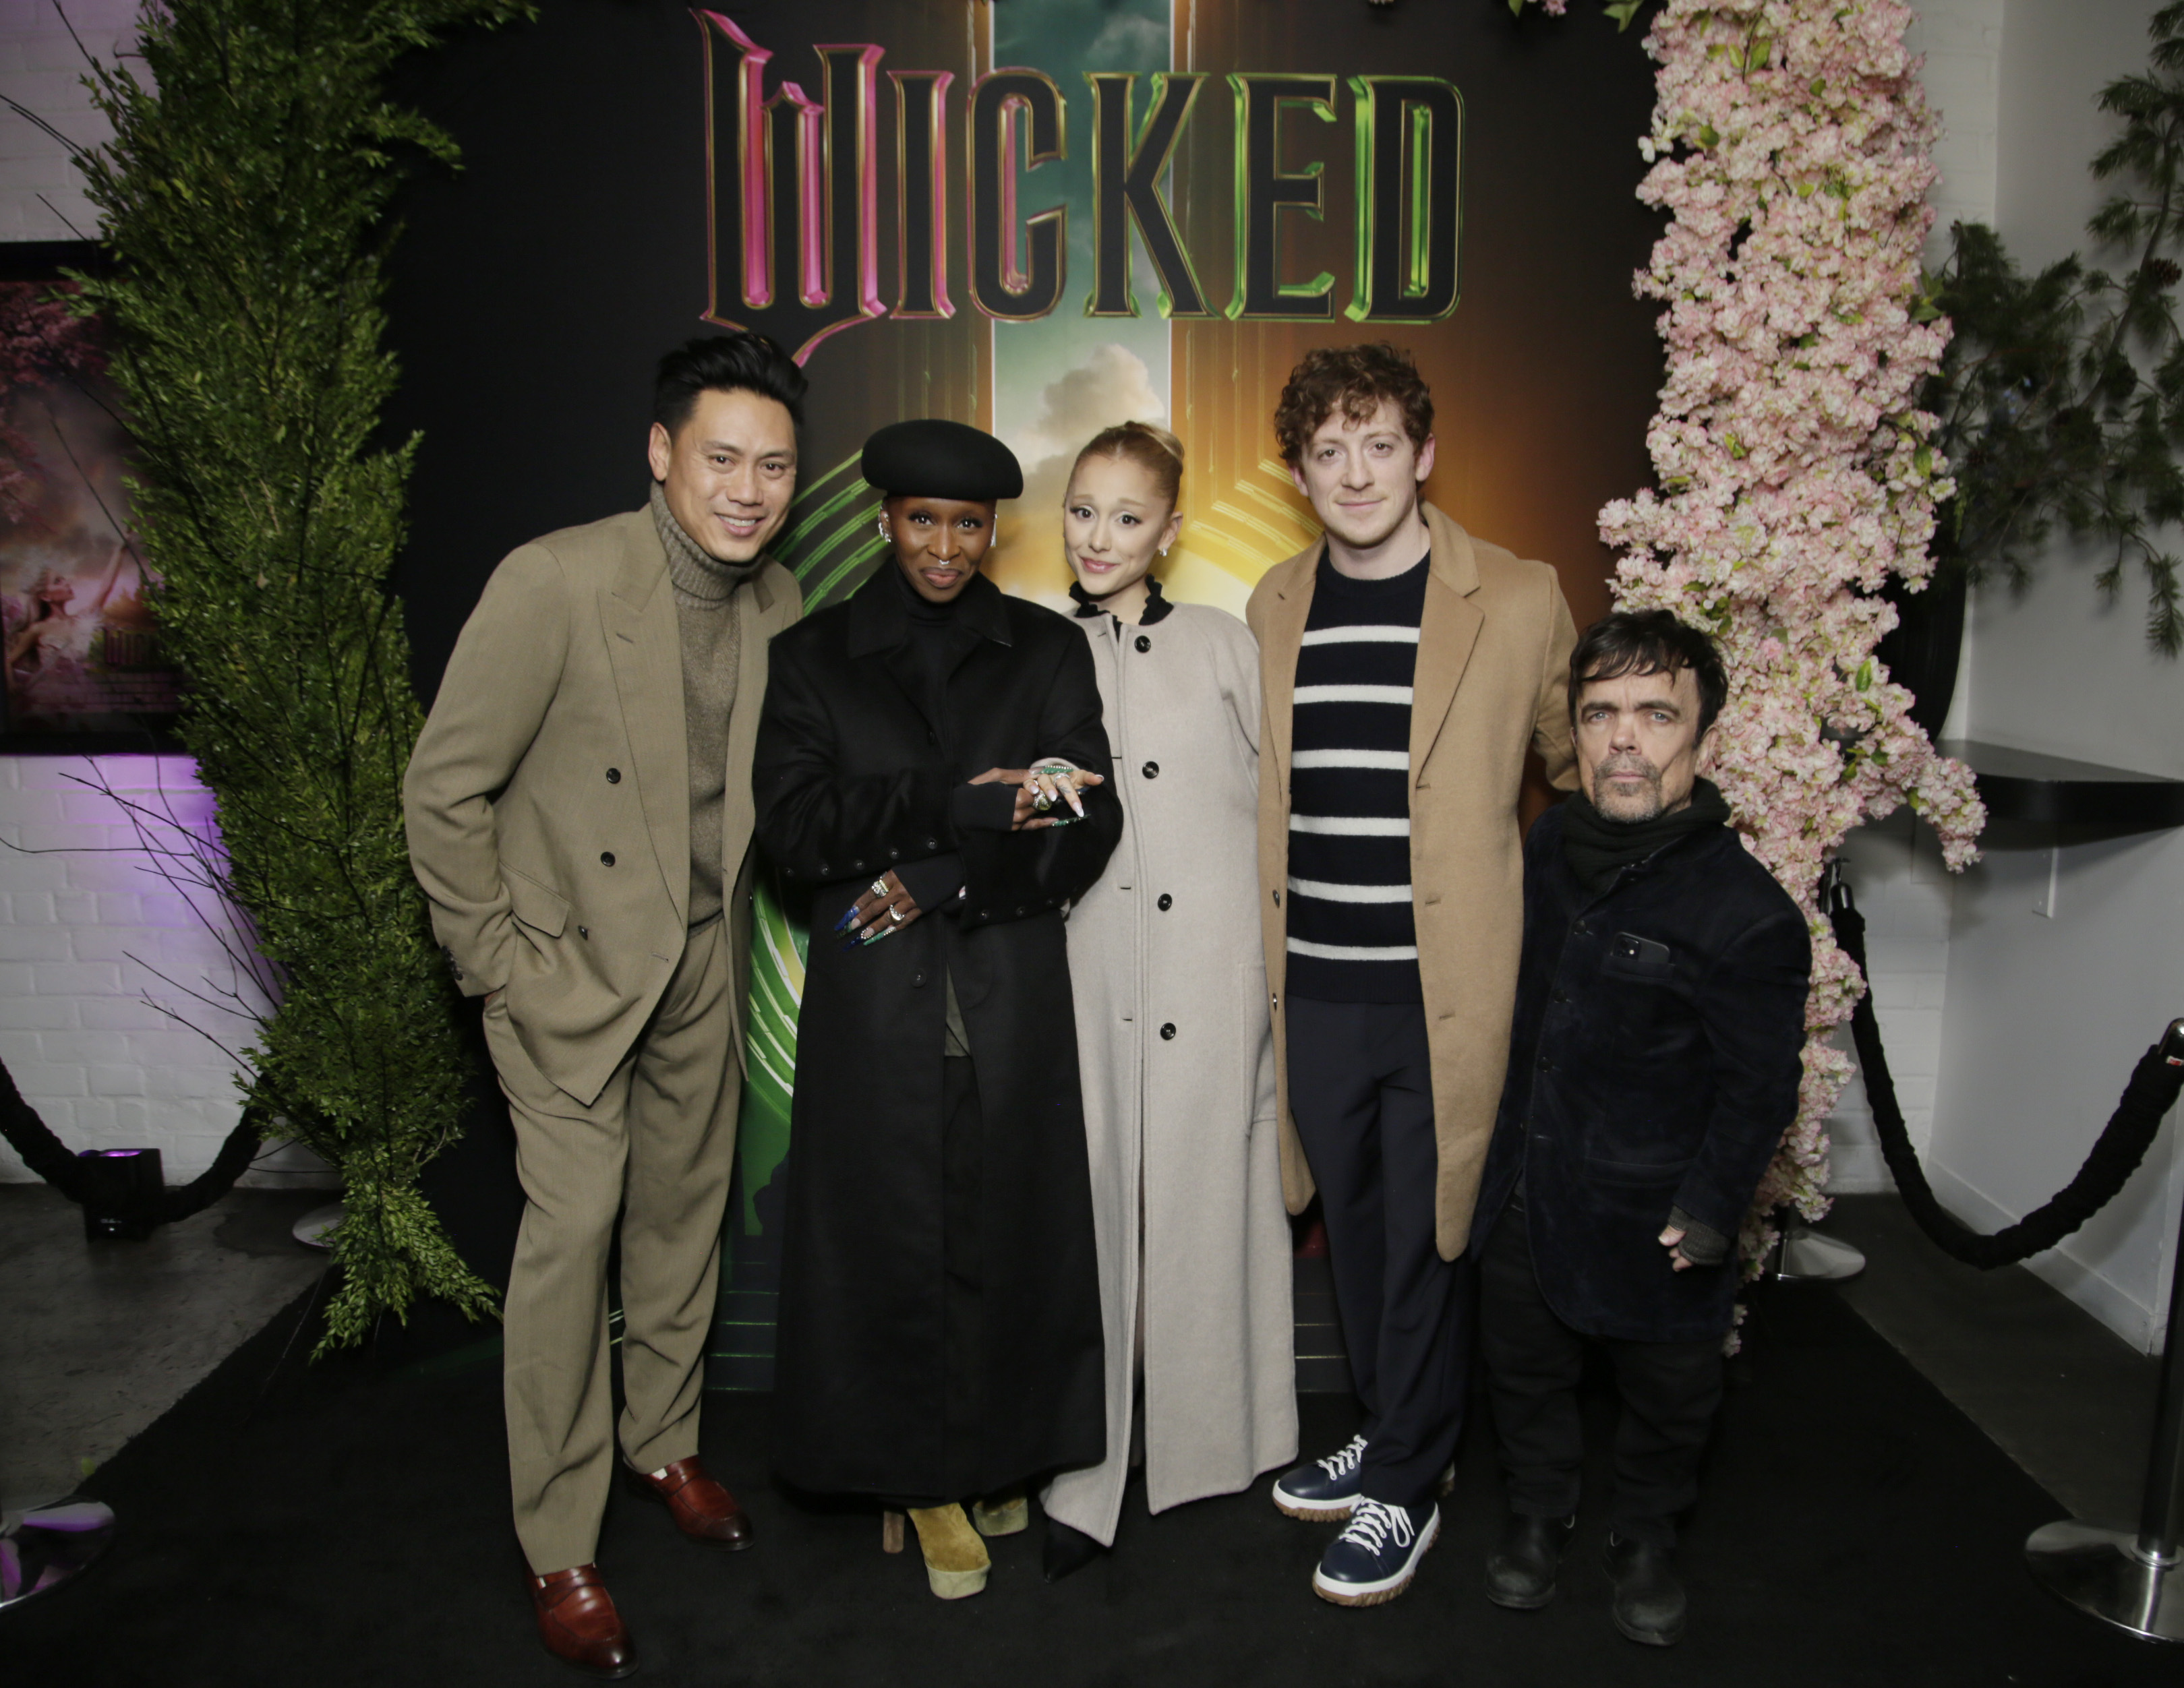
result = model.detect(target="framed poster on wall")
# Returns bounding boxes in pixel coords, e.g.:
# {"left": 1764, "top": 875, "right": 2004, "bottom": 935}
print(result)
{"left": 0, "top": 241, "right": 181, "bottom": 752}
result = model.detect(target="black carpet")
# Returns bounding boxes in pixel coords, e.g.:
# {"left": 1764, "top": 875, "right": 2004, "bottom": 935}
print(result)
{"left": 5, "top": 1280, "right": 2175, "bottom": 1688}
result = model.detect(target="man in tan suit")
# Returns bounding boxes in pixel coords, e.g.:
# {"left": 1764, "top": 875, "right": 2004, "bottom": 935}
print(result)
{"left": 1248, "top": 343, "right": 1576, "bottom": 1608}
{"left": 403, "top": 333, "right": 806, "bottom": 1677}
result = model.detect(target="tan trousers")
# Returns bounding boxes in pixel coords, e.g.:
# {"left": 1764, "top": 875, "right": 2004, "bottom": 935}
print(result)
{"left": 484, "top": 915, "right": 740, "bottom": 1575}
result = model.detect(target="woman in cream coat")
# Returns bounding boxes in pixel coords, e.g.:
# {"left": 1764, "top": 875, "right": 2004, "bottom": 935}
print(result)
{"left": 1041, "top": 423, "right": 1297, "bottom": 1579}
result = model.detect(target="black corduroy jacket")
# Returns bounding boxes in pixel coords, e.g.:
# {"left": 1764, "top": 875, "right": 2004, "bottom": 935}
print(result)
{"left": 1468, "top": 801, "right": 1811, "bottom": 1342}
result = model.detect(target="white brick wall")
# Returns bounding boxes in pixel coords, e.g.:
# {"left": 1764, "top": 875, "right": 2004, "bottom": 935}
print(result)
{"left": 0, "top": 753, "right": 327, "bottom": 1184}
{"left": 0, "top": 1, "right": 143, "bottom": 245}
{"left": 1824, "top": 814, "right": 1959, "bottom": 1191}
{"left": 1815, "top": 1, "right": 1999, "bottom": 1196}
{"left": 1909, "top": 0, "right": 2007, "bottom": 245}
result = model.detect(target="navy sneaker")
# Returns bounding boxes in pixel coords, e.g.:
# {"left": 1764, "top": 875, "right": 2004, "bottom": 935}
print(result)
{"left": 1311, "top": 1497, "right": 1440, "bottom": 1606}
{"left": 1271, "top": 1435, "right": 1367, "bottom": 1521}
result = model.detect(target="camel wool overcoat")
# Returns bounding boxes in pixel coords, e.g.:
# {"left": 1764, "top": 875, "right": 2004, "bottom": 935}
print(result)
{"left": 1246, "top": 502, "right": 1579, "bottom": 1259}
{"left": 1042, "top": 601, "right": 1297, "bottom": 1547}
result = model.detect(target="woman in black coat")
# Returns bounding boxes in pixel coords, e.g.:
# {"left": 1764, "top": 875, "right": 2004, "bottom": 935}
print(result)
{"left": 753, "top": 421, "right": 1121, "bottom": 1600}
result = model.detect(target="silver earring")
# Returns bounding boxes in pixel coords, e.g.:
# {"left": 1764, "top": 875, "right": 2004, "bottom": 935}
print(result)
{"left": 1159, "top": 545, "right": 1169, "bottom": 557}
{"left": 877, "top": 518, "right": 889, "bottom": 541}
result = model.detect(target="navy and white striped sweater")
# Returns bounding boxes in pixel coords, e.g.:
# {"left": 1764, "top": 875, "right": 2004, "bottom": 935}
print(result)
{"left": 1285, "top": 550, "right": 1427, "bottom": 1002}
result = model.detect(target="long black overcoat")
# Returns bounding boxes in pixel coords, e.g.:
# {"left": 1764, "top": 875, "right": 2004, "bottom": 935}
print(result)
{"left": 753, "top": 567, "right": 1121, "bottom": 1497}
{"left": 1469, "top": 804, "right": 1810, "bottom": 1343}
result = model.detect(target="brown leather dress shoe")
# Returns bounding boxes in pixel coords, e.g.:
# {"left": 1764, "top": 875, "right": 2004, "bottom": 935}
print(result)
{"left": 622, "top": 1457, "right": 755, "bottom": 1549}
{"left": 529, "top": 1564, "right": 637, "bottom": 1679}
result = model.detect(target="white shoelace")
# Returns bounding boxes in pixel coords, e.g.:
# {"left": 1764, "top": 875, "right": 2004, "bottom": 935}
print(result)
{"left": 1316, "top": 1435, "right": 1367, "bottom": 1483}
{"left": 1338, "top": 1497, "right": 1415, "bottom": 1554}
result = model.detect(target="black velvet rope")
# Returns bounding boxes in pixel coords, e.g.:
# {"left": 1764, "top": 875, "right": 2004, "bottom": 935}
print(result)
{"left": 0, "top": 1054, "right": 266, "bottom": 1224}
{"left": 1828, "top": 874, "right": 2184, "bottom": 1271}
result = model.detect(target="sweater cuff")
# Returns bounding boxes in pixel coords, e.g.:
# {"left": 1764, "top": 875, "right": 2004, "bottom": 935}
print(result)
{"left": 1667, "top": 1206, "right": 1730, "bottom": 1268}
{"left": 893, "top": 852, "right": 966, "bottom": 914}
{"left": 951, "top": 781, "right": 1018, "bottom": 834}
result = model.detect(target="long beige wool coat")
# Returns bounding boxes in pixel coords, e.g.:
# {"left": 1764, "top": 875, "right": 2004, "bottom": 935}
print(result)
{"left": 1247, "top": 503, "right": 1578, "bottom": 1259}
{"left": 1043, "top": 601, "right": 1299, "bottom": 1545}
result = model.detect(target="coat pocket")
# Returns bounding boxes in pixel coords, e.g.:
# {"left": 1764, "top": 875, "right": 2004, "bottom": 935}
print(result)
{"left": 1599, "top": 930, "right": 1679, "bottom": 1054}
{"left": 1241, "top": 962, "right": 1277, "bottom": 1140}
{"left": 1583, "top": 1153, "right": 1694, "bottom": 1190}
{"left": 502, "top": 863, "right": 571, "bottom": 938}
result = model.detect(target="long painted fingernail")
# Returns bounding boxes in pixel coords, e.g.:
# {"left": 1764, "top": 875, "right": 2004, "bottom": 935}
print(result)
{"left": 834, "top": 906, "right": 858, "bottom": 932}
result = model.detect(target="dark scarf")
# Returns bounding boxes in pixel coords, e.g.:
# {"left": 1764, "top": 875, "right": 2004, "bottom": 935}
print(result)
{"left": 1069, "top": 574, "right": 1174, "bottom": 626}
{"left": 1560, "top": 778, "right": 1731, "bottom": 897}
{"left": 889, "top": 561, "right": 977, "bottom": 720}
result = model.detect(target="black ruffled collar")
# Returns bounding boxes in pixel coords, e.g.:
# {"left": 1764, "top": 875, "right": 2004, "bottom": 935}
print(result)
{"left": 1069, "top": 574, "right": 1174, "bottom": 626}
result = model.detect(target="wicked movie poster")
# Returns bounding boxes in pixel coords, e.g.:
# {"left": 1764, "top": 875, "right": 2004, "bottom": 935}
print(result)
{"left": 385, "top": 0, "right": 1661, "bottom": 1379}
{"left": 0, "top": 251, "right": 181, "bottom": 747}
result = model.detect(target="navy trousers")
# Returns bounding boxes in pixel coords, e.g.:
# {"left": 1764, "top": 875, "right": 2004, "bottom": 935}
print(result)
{"left": 1285, "top": 998, "right": 1473, "bottom": 1510}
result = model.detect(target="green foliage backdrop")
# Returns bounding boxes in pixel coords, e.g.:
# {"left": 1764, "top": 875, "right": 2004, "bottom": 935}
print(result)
{"left": 71, "top": 0, "right": 531, "bottom": 1350}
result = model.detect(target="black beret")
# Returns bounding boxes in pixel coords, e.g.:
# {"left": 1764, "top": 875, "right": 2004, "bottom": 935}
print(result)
{"left": 861, "top": 419, "right": 1024, "bottom": 502}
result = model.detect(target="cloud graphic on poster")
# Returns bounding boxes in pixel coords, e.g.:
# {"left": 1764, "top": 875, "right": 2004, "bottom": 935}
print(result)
{"left": 1088, "top": 13, "right": 1166, "bottom": 64}
{"left": 1014, "top": 342, "right": 1168, "bottom": 465}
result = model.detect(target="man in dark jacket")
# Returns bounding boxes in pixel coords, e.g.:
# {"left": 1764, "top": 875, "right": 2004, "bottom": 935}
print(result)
{"left": 1468, "top": 610, "right": 1810, "bottom": 1648}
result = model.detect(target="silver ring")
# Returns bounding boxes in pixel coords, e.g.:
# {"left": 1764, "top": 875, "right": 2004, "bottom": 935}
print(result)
{"left": 869, "top": 878, "right": 888, "bottom": 898}
{"left": 889, "top": 905, "right": 904, "bottom": 922}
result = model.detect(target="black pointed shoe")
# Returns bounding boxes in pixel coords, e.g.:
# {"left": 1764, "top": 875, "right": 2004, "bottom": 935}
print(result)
{"left": 1603, "top": 1532, "right": 1686, "bottom": 1646}
{"left": 1484, "top": 1511, "right": 1575, "bottom": 1609}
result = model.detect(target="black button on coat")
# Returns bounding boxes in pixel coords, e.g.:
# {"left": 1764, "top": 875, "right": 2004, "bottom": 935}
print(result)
{"left": 753, "top": 567, "right": 1121, "bottom": 1498}
{"left": 1469, "top": 803, "right": 1810, "bottom": 1344}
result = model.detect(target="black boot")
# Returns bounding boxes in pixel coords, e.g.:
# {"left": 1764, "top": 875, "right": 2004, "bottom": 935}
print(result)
{"left": 1602, "top": 1532, "right": 1686, "bottom": 1646}
{"left": 1042, "top": 1517, "right": 1106, "bottom": 1583}
{"left": 1484, "top": 1511, "right": 1575, "bottom": 1609}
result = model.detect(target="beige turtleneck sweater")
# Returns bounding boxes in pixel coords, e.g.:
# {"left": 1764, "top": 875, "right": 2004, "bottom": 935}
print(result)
{"left": 651, "top": 481, "right": 763, "bottom": 928}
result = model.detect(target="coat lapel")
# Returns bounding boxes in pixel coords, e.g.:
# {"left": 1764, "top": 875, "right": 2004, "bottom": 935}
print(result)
{"left": 1410, "top": 502, "right": 1483, "bottom": 788}
{"left": 1257, "top": 547, "right": 1318, "bottom": 788}
{"left": 601, "top": 523, "right": 690, "bottom": 928}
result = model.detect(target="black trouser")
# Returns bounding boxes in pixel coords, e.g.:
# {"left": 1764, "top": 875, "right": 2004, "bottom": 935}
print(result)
{"left": 1478, "top": 1193, "right": 1723, "bottom": 1547}
{"left": 1286, "top": 998, "right": 1471, "bottom": 1511}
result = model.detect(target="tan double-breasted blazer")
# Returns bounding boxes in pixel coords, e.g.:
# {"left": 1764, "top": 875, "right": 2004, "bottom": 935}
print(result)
{"left": 403, "top": 509, "right": 801, "bottom": 1106}
{"left": 1246, "top": 501, "right": 1578, "bottom": 1258}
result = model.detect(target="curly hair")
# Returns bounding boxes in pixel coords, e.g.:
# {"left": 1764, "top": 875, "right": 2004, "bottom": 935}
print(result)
{"left": 1272, "top": 342, "right": 1434, "bottom": 465}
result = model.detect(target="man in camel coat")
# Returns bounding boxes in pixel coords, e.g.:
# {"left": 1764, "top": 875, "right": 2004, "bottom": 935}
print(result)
{"left": 1248, "top": 342, "right": 1576, "bottom": 1608}
{"left": 403, "top": 333, "right": 805, "bottom": 1677}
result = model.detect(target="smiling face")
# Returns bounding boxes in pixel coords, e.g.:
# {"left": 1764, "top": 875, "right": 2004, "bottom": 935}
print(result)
{"left": 647, "top": 386, "right": 798, "bottom": 565}
{"left": 1061, "top": 452, "right": 1181, "bottom": 618}
{"left": 1574, "top": 664, "right": 1707, "bottom": 822}
{"left": 884, "top": 494, "right": 997, "bottom": 603}
{"left": 1289, "top": 397, "right": 1436, "bottom": 574}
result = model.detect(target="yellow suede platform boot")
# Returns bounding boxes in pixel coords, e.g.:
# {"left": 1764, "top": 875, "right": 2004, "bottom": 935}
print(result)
{"left": 906, "top": 1504, "right": 991, "bottom": 1600}
{"left": 971, "top": 1486, "right": 1028, "bottom": 1537}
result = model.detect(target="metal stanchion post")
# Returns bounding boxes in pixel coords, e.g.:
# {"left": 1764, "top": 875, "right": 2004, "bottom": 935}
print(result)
{"left": 2024, "top": 1018, "right": 2184, "bottom": 1641}
{"left": 1776, "top": 1220, "right": 1868, "bottom": 1282}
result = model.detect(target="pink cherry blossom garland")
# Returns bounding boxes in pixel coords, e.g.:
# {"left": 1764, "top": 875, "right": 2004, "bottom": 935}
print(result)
{"left": 1530, "top": 0, "right": 1988, "bottom": 1272}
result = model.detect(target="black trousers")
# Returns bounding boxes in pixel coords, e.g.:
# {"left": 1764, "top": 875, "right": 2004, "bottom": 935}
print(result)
{"left": 1478, "top": 1194, "right": 1723, "bottom": 1547}
{"left": 1286, "top": 998, "right": 1472, "bottom": 1510}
